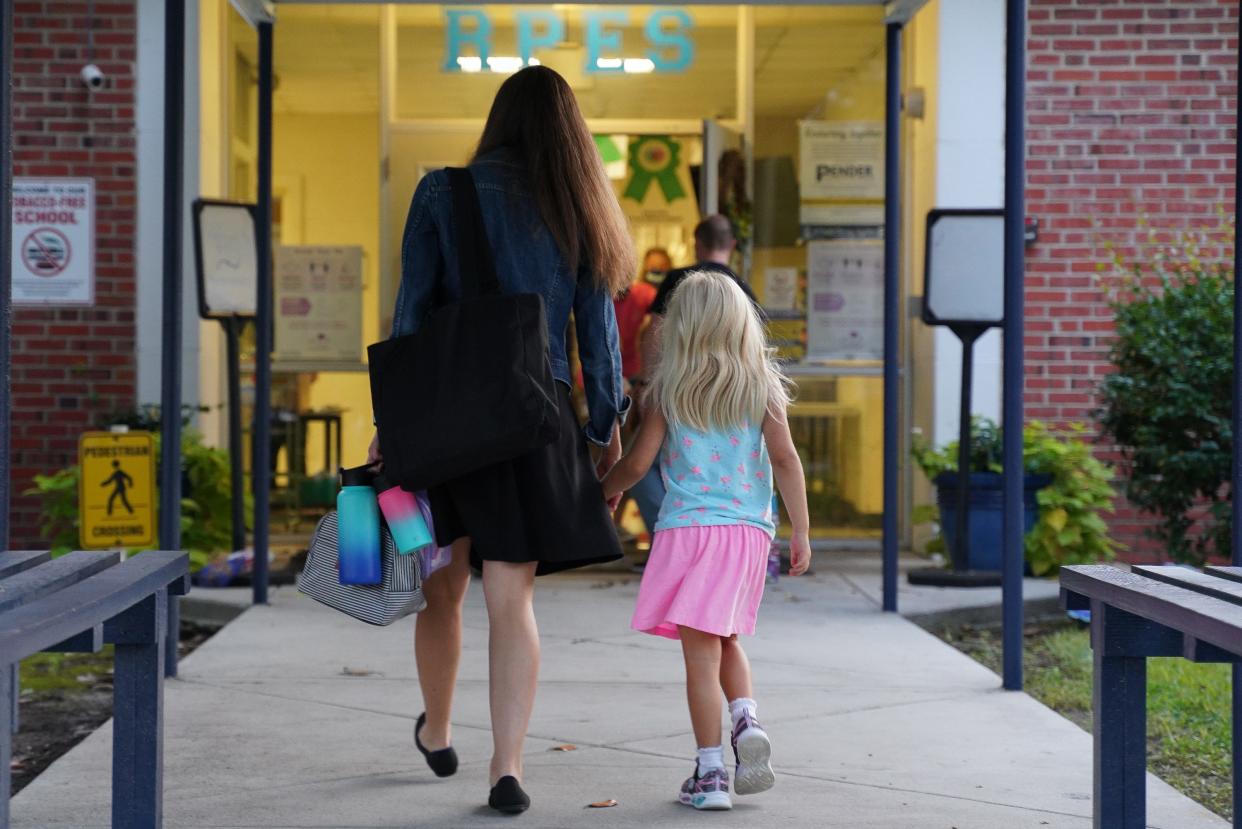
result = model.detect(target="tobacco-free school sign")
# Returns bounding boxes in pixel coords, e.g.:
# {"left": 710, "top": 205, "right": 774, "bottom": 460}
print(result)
{"left": 11, "top": 178, "right": 95, "bottom": 306}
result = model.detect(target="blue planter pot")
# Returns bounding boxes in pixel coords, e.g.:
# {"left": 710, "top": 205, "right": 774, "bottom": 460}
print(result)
{"left": 934, "top": 472, "right": 1050, "bottom": 572}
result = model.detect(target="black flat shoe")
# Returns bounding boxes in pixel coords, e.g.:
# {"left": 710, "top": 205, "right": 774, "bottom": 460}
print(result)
{"left": 488, "top": 775, "right": 530, "bottom": 814}
{"left": 415, "top": 712, "right": 458, "bottom": 778}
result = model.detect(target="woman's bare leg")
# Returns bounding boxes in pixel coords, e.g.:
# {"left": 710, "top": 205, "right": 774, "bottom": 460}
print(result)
{"left": 482, "top": 560, "right": 540, "bottom": 784}
{"left": 414, "top": 538, "right": 472, "bottom": 750}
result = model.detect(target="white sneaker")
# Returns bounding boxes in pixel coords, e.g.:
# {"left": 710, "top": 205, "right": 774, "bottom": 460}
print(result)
{"left": 678, "top": 765, "right": 733, "bottom": 810}
{"left": 731, "top": 712, "right": 775, "bottom": 795}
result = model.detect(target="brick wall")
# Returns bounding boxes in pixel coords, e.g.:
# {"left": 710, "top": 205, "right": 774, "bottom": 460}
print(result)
{"left": 1026, "top": 0, "right": 1239, "bottom": 559}
{"left": 9, "top": 2, "right": 138, "bottom": 546}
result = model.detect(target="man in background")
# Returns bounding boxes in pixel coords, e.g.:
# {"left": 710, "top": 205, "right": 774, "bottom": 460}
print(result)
{"left": 647, "top": 214, "right": 755, "bottom": 319}
{"left": 627, "top": 216, "right": 760, "bottom": 540}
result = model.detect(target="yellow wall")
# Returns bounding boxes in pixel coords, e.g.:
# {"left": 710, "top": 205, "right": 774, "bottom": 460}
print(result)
{"left": 196, "top": 0, "right": 227, "bottom": 448}
{"left": 906, "top": 0, "right": 940, "bottom": 547}
{"left": 275, "top": 112, "right": 382, "bottom": 471}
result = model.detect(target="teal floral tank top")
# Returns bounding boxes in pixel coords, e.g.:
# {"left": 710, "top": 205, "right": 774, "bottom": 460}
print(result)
{"left": 655, "top": 418, "right": 775, "bottom": 536}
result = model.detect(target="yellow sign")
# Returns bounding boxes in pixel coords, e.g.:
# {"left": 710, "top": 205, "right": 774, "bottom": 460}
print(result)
{"left": 79, "top": 431, "right": 156, "bottom": 549}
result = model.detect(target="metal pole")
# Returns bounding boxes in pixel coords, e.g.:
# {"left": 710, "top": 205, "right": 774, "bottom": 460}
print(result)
{"left": 1230, "top": 17, "right": 1242, "bottom": 824}
{"left": 1001, "top": 0, "right": 1027, "bottom": 692}
{"left": 158, "top": 0, "right": 185, "bottom": 679}
{"left": 881, "top": 20, "right": 902, "bottom": 613}
{"left": 0, "top": 0, "right": 13, "bottom": 558}
{"left": 953, "top": 329, "right": 978, "bottom": 572}
{"left": 1, "top": 0, "right": 16, "bottom": 760}
{"left": 225, "top": 318, "right": 245, "bottom": 552}
{"left": 252, "top": 22, "right": 274, "bottom": 605}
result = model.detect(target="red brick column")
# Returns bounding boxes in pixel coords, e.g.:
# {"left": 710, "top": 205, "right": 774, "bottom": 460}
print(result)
{"left": 9, "top": 2, "right": 138, "bottom": 547}
{"left": 1025, "top": 0, "right": 1239, "bottom": 558}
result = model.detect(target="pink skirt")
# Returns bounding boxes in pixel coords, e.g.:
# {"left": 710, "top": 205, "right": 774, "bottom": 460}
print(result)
{"left": 631, "top": 524, "right": 771, "bottom": 640}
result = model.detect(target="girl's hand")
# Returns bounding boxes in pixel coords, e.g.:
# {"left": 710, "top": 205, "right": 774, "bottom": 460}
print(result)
{"left": 789, "top": 531, "right": 812, "bottom": 576}
{"left": 366, "top": 432, "right": 383, "bottom": 468}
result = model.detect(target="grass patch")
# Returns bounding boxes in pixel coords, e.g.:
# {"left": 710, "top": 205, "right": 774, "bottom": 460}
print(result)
{"left": 19, "top": 649, "right": 116, "bottom": 694}
{"left": 937, "top": 621, "right": 1231, "bottom": 821}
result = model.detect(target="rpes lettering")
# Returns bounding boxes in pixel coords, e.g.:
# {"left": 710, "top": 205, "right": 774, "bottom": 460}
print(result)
{"left": 444, "top": 8, "right": 695, "bottom": 74}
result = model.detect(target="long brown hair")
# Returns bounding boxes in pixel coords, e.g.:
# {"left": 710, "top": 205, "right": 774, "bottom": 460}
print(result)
{"left": 473, "top": 66, "right": 634, "bottom": 295}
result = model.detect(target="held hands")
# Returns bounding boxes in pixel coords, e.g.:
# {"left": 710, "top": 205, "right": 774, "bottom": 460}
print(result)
{"left": 596, "top": 422, "right": 624, "bottom": 511}
{"left": 788, "top": 531, "right": 812, "bottom": 577}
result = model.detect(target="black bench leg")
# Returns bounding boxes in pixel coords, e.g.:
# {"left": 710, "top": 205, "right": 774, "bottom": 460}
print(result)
{"left": 110, "top": 590, "right": 167, "bottom": 829}
{"left": 1093, "top": 604, "right": 1147, "bottom": 829}
{"left": 1, "top": 664, "right": 11, "bottom": 829}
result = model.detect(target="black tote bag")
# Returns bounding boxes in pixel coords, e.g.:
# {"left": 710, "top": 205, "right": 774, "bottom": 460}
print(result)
{"left": 367, "top": 167, "right": 560, "bottom": 491}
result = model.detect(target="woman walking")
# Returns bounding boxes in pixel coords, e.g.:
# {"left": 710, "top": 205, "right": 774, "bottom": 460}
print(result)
{"left": 367, "top": 66, "right": 633, "bottom": 814}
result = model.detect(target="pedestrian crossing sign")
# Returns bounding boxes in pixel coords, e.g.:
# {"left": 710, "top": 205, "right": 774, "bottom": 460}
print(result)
{"left": 79, "top": 431, "right": 156, "bottom": 549}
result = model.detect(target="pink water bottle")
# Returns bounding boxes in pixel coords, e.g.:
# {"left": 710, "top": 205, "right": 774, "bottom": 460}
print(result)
{"left": 374, "top": 472, "right": 434, "bottom": 555}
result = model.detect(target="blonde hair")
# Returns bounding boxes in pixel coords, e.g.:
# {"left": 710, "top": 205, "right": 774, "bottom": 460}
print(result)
{"left": 651, "top": 272, "right": 792, "bottom": 432}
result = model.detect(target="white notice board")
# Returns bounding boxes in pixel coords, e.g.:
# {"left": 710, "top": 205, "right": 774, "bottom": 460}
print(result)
{"left": 805, "top": 239, "right": 884, "bottom": 361}
{"left": 11, "top": 178, "right": 95, "bottom": 306}
{"left": 274, "top": 246, "right": 364, "bottom": 363}
{"left": 193, "top": 200, "right": 259, "bottom": 317}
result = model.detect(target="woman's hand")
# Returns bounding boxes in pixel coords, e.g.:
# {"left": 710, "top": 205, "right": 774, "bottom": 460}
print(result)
{"left": 789, "top": 531, "right": 812, "bottom": 577}
{"left": 595, "top": 422, "right": 623, "bottom": 480}
{"left": 366, "top": 431, "right": 383, "bottom": 468}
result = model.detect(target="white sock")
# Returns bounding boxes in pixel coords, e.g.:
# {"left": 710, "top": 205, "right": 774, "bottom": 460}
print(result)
{"left": 729, "top": 697, "right": 757, "bottom": 725}
{"left": 696, "top": 745, "right": 725, "bottom": 773}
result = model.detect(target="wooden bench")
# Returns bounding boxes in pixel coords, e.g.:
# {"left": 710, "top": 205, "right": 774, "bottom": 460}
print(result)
{"left": 1060, "top": 564, "right": 1242, "bottom": 829}
{"left": 0, "top": 549, "right": 190, "bottom": 829}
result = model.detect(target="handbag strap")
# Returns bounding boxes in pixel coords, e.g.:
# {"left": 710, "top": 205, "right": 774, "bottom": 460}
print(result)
{"left": 445, "top": 167, "right": 502, "bottom": 298}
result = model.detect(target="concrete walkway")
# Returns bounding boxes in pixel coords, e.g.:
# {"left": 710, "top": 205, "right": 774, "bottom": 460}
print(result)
{"left": 11, "top": 559, "right": 1226, "bottom": 828}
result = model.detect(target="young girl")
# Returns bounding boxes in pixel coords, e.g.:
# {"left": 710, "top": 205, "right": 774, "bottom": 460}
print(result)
{"left": 603, "top": 271, "right": 811, "bottom": 812}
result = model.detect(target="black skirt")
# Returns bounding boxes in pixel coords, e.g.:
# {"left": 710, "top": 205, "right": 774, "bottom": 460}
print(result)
{"left": 428, "top": 384, "right": 623, "bottom": 576}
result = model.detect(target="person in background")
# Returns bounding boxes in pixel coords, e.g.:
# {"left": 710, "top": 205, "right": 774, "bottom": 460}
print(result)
{"left": 614, "top": 248, "right": 668, "bottom": 382}
{"left": 641, "top": 246, "right": 674, "bottom": 285}
{"left": 628, "top": 216, "right": 760, "bottom": 535}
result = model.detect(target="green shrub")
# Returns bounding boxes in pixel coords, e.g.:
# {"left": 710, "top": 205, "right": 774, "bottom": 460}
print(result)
{"left": 912, "top": 417, "right": 1118, "bottom": 575}
{"left": 1096, "top": 234, "right": 1234, "bottom": 564}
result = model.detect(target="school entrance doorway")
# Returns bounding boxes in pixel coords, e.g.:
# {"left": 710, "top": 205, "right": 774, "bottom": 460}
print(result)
{"left": 202, "top": 1, "right": 925, "bottom": 549}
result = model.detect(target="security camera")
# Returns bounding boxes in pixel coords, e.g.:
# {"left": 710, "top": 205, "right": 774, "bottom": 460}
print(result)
{"left": 80, "top": 64, "right": 105, "bottom": 90}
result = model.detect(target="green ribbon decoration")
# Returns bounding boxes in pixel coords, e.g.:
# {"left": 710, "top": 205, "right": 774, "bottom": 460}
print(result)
{"left": 623, "top": 136, "right": 685, "bottom": 203}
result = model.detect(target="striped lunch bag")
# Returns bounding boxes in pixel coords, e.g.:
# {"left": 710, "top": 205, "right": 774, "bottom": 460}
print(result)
{"left": 297, "top": 511, "right": 426, "bottom": 625}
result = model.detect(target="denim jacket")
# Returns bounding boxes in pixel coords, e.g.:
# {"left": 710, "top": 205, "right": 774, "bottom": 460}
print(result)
{"left": 391, "top": 150, "right": 629, "bottom": 446}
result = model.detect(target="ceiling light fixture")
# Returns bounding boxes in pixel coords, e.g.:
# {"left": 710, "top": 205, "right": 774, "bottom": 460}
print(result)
{"left": 455, "top": 56, "right": 541, "bottom": 74}
{"left": 594, "top": 57, "right": 656, "bottom": 74}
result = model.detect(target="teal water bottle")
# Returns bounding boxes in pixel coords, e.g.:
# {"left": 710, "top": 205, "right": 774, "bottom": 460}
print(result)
{"left": 336, "top": 465, "right": 382, "bottom": 585}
